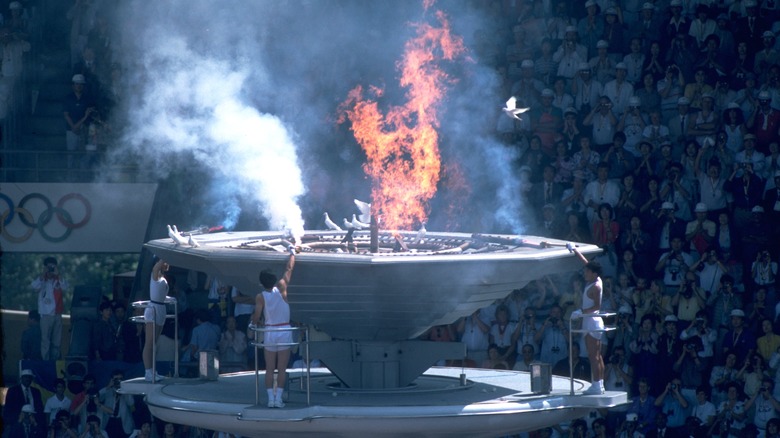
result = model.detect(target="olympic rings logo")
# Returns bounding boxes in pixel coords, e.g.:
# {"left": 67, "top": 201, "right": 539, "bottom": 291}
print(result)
{"left": 0, "top": 193, "right": 92, "bottom": 243}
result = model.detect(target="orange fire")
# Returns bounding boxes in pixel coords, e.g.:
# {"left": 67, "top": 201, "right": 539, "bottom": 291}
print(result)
{"left": 338, "top": 4, "right": 465, "bottom": 231}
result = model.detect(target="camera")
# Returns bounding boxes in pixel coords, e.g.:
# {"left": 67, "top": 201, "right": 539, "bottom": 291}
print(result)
{"left": 671, "top": 383, "right": 678, "bottom": 390}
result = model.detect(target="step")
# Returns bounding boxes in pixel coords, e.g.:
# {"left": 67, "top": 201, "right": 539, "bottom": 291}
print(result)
{"left": 19, "top": 133, "right": 64, "bottom": 151}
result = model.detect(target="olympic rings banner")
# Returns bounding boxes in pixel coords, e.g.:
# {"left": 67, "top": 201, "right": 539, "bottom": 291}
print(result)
{"left": 0, "top": 183, "right": 158, "bottom": 252}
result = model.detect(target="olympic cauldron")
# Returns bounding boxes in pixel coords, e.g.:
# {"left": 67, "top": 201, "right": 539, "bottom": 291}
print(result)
{"left": 145, "top": 229, "right": 599, "bottom": 389}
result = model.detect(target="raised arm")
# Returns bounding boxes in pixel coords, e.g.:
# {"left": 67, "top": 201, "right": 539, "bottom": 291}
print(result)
{"left": 277, "top": 252, "right": 296, "bottom": 300}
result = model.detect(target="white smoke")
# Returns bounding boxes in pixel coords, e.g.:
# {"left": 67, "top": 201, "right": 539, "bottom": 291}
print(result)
{"left": 119, "top": 27, "right": 305, "bottom": 237}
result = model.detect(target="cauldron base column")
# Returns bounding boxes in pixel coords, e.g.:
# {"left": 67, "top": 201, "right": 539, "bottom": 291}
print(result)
{"left": 308, "top": 340, "right": 465, "bottom": 389}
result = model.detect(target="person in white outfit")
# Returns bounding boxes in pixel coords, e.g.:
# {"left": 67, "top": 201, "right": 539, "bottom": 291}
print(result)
{"left": 570, "top": 245, "right": 606, "bottom": 395}
{"left": 251, "top": 249, "right": 296, "bottom": 408}
{"left": 143, "top": 259, "right": 170, "bottom": 382}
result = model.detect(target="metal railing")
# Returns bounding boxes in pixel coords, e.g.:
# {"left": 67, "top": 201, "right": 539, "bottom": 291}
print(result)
{"left": 568, "top": 311, "right": 617, "bottom": 395}
{"left": 249, "top": 325, "right": 310, "bottom": 406}
{"left": 131, "top": 297, "right": 179, "bottom": 380}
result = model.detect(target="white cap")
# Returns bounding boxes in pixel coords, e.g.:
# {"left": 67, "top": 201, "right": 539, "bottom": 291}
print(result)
{"left": 565, "top": 26, "right": 577, "bottom": 34}
{"left": 764, "top": 31, "right": 776, "bottom": 39}
{"left": 521, "top": 59, "right": 534, "bottom": 68}
{"left": 585, "top": 0, "right": 596, "bottom": 7}
{"left": 759, "top": 91, "right": 771, "bottom": 100}
{"left": 661, "top": 202, "right": 675, "bottom": 210}
{"left": 642, "top": 2, "right": 655, "bottom": 10}
{"left": 677, "top": 97, "right": 690, "bottom": 105}
{"left": 72, "top": 74, "right": 86, "bottom": 84}
{"left": 664, "top": 315, "right": 678, "bottom": 322}
{"left": 21, "top": 369, "right": 34, "bottom": 377}
{"left": 541, "top": 88, "right": 554, "bottom": 97}
{"left": 730, "top": 309, "right": 746, "bottom": 317}
{"left": 694, "top": 202, "right": 708, "bottom": 213}
{"left": 615, "top": 62, "right": 627, "bottom": 70}
{"left": 629, "top": 96, "right": 641, "bottom": 106}
{"left": 578, "top": 62, "right": 591, "bottom": 71}
{"left": 21, "top": 404, "right": 35, "bottom": 414}
{"left": 596, "top": 40, "right": 609, "bottom": 49}
{"left": 752, "top": 205, "right": 765, "bottom": 213}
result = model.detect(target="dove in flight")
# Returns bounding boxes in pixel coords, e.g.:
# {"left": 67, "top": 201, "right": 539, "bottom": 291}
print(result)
{"left": 351, "top": 214, "right": 369, "bottom": 230}
{"left": 502, "top": 96, "right": 530, "bottom": 120}
{"left": 324, "top": 212, "right": 342, "bottom": 231}
{"left": 354, "top": 199, "right": 371, "bottom": 223}
{"left": 167, "top": 225, "right": 188, "bottom": 245}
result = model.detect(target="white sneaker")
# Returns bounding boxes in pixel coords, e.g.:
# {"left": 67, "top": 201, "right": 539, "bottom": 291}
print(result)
{"left": 267, "top": 399, "right": 275, "bottom": 408}
{"left": 274, "top": 399, "right": 285, "bottom": 408}
{"left": 583, "top": 383, "right": 604, "bottom": 395}
{"left": 144, "top": 370, "right": 164, "bottom": 382}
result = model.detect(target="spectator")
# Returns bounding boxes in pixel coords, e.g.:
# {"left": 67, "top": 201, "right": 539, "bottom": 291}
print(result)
{"left": 744, "top": 378, "right": 780, "bottom": 435}
{"left": 183, "top": 309, "right": 220, "bottom": 363}
{"left": 217, "top": 316, "right": 247, "bottom": 370}
{"left": 31, "top": 257, "right": 68, "bottom": 360}
{"left": 44, "top": 379, "right": 72, "bottom": 425}
{"left": 512, "top": 343, "right": 536, "bottom": 372}
{"left": 572, "top": 62, "right": 603, "bottom": 115}
{"left": 456, "top": 310, "right": 491, "bottom": 368}
{"left": 21, "top": 310, "right": 42, "bottom": 361}
{"left": 3, "top": 369, "right": 44, "bottom": 430}
{"left": 9, "top": 404, "right": 44, "bottom": 438}
{"left": 685, "top": 203, "right": 716, "bottom": 257}
{"left": 49, "top": 410, "right": 78, "bottom": 438}
{"left": 481, "top": 343, "right": 509, "bottom": 370}
{"left": 91, "top": 301, "right": 118, "bottom": 361}
{"left": 95, "top": 371, "right": 133, "bottom": 438}
{"left": 70, "top": 374, "right": 98, "bottom": 433}
{"left": 654, "top": 380, "right": 690, "bottom": 433}
{"left": 691, "top": 386, "right": 717, "bottom": 429}
{"left": 723, "top": 309, "right": 757, "bottom": 365}
{"left": 63, "top": 74, "right": 96, "bottom": 169}
{"left": 584, "top": 163, "right": 621, "bottom": 225}
{"left": 489, "top": 305, "right": 517, "bottom": 366}
{"left": 535, "top": 304, "right": 569, "bottom": 366}
{"left": 628, "top": 377, "right": 658, "bottom": 434}
{"left": 552, "top": 341, "right": 591, "bottom": 381}
{"left": 680, "top": 311, "right": 717, "bottom": 370}
{"left": 714, "top": 381, "right": 748, "bottom": 436}
{"left": 583, "top": 95, "right": 617, "bottom": 151}
{"left": 82, "top": 415, "right": 108, "bottom": 438}
{"left": 511, "top": 307, "right": 539, "bottom": 361}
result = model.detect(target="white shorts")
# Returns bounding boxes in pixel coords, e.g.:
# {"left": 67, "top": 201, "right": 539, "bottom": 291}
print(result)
{"left": 263, "top": 326, "right": 293, "bottom": 352}
{"left": 583, "top": 315, "right": 604, "bottom": 341}
{"left": 144, "top": 302, "right": 167, "bottom": 326}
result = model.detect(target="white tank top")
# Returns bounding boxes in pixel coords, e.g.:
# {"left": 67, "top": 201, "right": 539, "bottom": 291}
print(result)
{"left": 150, "top": 277, "right": 168, "bottom": 303}
{"left": 262, "top": 287, "right": 290, "bottom": 326}
{"left": 582, "top": 277, "right": 602, "bottom": 311}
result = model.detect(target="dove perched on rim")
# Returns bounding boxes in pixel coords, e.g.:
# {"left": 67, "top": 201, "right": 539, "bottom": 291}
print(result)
{"left": 351, "top": 214, "right": 369, "bottom": 230}
{"left": 502, "top": 96, "right": 530, "bottom": 120}
{"left": 323, "top": 212, "right": 342, "bottom": 231}
{"left": 167, "top": 225, "right": 188, "bottom": 245}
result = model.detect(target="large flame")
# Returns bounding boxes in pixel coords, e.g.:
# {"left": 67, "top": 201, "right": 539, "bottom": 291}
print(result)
{"left": 338, "top": 6, "right": 465, "bottom": 230}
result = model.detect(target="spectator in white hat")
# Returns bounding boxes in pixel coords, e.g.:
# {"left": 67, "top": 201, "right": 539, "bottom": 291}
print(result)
{"left": 63, "top": 73, "right": 97, "bottom": 169}
{"left": 572, "top": 61, "right": 603, "bottom": 114}
{"left": 2, "top": 369, "right": 44, "bottom": 430}
{"left": 685, "top": 203, "right": 716, "bottom": 257}
{"left": 589, "top": 39, "right": 616, "bottom": 85}
{"left": 604, "top": 62, "right": 634, "bottom": 114}
{"left": 622, "top": 37, "right": 645, "bottom": 86}
{"left": 554, "top": 26, "right": 586, "bottom": 79}
{"left": 577, "top": 0, "right": 603, "bottom": 57}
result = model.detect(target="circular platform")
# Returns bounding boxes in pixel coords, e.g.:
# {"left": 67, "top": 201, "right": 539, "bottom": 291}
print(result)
{"left": 123, "top": 367, "right": 627, "bottom": 438}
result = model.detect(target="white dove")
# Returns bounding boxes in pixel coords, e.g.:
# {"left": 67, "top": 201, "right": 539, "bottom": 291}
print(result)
{"left": 343, "top": 217, "right": 355, "bottom": 229}
{"left": 502, "top": 96, "right": 530, "bottom": 120}
{"left": 415, "top": 222, "right": 427, "bottom": 243}
{"left": 188, "top": 235, "right": 200, "bottom": 248}
{"left": 354, "top": 199, "right": 371, "bottom": 223}
{"left": 167, "top": 225, "right": 188, "bottom": 245}
{"left": 351, "top": 214, "right": 369, "bottom": 230}
{"left": 323, "top": 212, "right": 342, "bottom": 231}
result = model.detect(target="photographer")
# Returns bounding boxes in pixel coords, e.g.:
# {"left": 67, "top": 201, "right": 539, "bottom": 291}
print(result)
{"left": 606, "top": 345, "right": 633, "bottom": 393}
{"left": 80, "top": 415, "right": 107, "bottom": 438}
{"left": 743, "top": 378, "right": 780, "bottom": 432}
{"left": 534, "top": 304, "right": 569, "bottom": 367}
{"left": 680, "top": 311, "right": 716, "bottom": 369}
{"left": 96, "top": 371, "right": 134, "bottom": 438}
{"left": 30, "top": 256, "right": 69, "bottom": 360}
{"left": 10, "top": 405, "right": 44, "bottom": 438}
{"left": 69, "top": 374, "right": 99, "bottom": 433}
{"left": 655, "top": 236, "right": 694, "bottom": 294}
{"left": 49, "top": 410, "right": 77, "bottom": 438}
{"left": 671, "top": 273, "right": 706, "bottom": 326}
{"left": 673, "top": 335, "right": 707, "bottom": 404}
